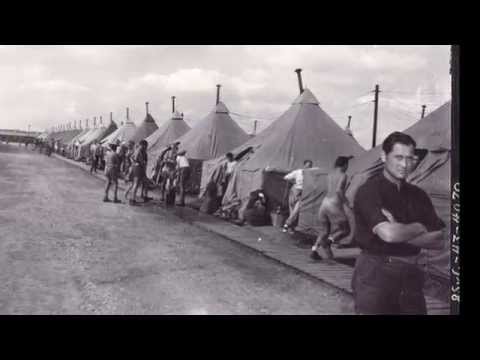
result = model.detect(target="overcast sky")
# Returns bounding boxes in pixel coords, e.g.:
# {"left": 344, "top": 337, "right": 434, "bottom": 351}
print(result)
{"left": 0, "top": 45, "right": 451, "bottom": 149}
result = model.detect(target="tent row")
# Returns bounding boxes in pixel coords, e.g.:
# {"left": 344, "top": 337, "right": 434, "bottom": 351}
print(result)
{"left": 36, "top": 75, "right": 451, "bottom": 282}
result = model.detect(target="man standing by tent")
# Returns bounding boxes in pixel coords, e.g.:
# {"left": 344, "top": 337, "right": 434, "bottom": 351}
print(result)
{"left": 123, "top": 140, "right": 135, "bottom": 179}
{"left": 352, "top": 132, "right": 446, "bottom": 315}
{"left": 151, "top": 145, "right": 174, "bottom": 202}
{"left": 129, "top": 139, "right": 149, "bottom": 205}
{"left": 103, "top": 143, "right": 121, "bottom": 203}
{"left": 282, "top": 160, "right": 313, "bottom": 234}
{"left": 89, "top": 141, "right": 98, "bottom": 173}
{"left": 94, "top": 141, "right": 104, "bottom": 171}
{"left": 221, "top": 152, "right": 237, "bottom": 197}
{"left": 311, "top": 156, "right": 353, "bottom": 262}
{"left": 175, "top": 149, "right": 190, "bottom": 206}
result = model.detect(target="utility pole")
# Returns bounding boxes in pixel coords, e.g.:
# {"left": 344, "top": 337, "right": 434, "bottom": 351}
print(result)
{"left": 253, "top": 120, "right": 258, "bottom": 135}
{"left": 172, "top": 96, "right": 176, "bottom": 113}
{"left": 372, "top": 84, "right": 380, "bottom": 148}
{"left": 421, "top": 104, "right": 427, "bottom": 119}
{"left": 216, "top": 85, "right": 221, "bottom": 105}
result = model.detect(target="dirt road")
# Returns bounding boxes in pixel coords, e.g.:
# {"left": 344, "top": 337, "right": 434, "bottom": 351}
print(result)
{"left": 0, "top": 143, "right": 353, "bottom": 314}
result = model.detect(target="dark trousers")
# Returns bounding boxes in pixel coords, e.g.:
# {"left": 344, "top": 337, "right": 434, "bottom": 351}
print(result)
{"left": 177, "top": 167, "right": 190, "bottom": 205}
{"left": 90, "top": 156, "right": 98, "bottom": 173}
{"left": 351, "top": 252, "right": 427, "bottom": 315}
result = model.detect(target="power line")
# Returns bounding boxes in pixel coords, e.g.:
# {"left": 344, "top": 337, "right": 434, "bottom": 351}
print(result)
{"left": 382, "top": 90, "right": 450, "bottom": 96}
{"left": 382, "top": 102, "right": 420, "bottom": 121}
{"left": 229, "top": 110, "right": 279, "bottom": 122}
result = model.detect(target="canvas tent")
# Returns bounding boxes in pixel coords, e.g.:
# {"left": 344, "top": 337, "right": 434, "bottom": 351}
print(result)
{"left": 59, "top": 129, "right": 82, "bottom": 145}
{"left": 64, "top": 128, "right": 88, "bottom": 157}
{"left": 172, "top": 88, "right": 249, "bottom": 193}
{"left": 129, "top": 105, "right": 159, "bottom": 144}
{"left": 297, "top": 101, "right": 451, "bottom": 279}
{"left": 146, "top": 110, "right": 191, "bottom": 177}
{"left": 175, "top": 101, "right": 249, "bottom": 161}
{"left": 100, "top": 121, "right": 137, "bottom": 146}
{"left": 77, "top": 120, "right": 118, "bottom": 160}
{"left": 71, "top": 127, "right": 98, "bottom": 158}
{"left": 203, "top": 87, "right": 365, "bottom": 215}
{"left": 54, "top": 129, "right": 82, "bottom": 155}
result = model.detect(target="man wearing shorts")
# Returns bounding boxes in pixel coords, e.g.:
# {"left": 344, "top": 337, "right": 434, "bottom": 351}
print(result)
{"left": 129, "top": 139, "right": 148, "bottom": 205}
{"left": 103, "top": 143, "right": 121, "bottom": 203}
{"left": 311, "top": 156, "right": 352, "bottom": 262}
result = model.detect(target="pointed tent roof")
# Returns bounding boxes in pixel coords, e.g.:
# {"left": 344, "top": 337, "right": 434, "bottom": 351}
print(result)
{"left": 403, "top": 101, "right": 451, "bottom": 151}
{"left": 231, "top": 88, "right": 365, "bottom": 171}
{"left": 130, "top": 113, "right": 159, "bottom": 144}
{"left": 100, "top": 121, "right": 137, "bottom": 145}
{"left": 77, "top": 121, "right": 118, "bottom": 158}
{"left": 347, "top": 101, "right": 451, "bottom": 179}
{"left": 207, "top": 88, "right": 366, "bottom": 203}
{"left": 175, "top": 101, "right": 250, "bottom": 160}
{"left": 80, "top": 121, "right": 118, "bottom": 148}
{"left": 75, "top": 127, "right": 97, "bottom": 145}
{"left": 68, "top": 128, "right": 90, "bottom": 146}
{"left": 146, "top": 111, "right": 191, "bottom": 160}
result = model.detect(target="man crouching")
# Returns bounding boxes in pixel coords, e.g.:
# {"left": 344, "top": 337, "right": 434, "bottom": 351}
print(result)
{"left": 103, "top": 142, "right": 121, "bottom": 203}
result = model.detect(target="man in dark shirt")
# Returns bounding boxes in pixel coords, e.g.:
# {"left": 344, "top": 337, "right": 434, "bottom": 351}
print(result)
{"left": 352, "top": 132, "right": 446, "bottom": 315}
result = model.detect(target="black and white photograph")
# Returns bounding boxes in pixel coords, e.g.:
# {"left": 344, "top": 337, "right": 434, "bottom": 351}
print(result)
{"left": 0, "top": 45, "right": 458, "bottom": 315}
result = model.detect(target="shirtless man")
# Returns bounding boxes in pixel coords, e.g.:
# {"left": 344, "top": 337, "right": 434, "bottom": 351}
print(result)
{"left": 129, "top": 139, "right": 148, "bottom": 205}
{"left": 103, "top": 143, "right": 121, "bottom": 203}
{"left": 311, "top": 156, "right": 353, "bottom": 262}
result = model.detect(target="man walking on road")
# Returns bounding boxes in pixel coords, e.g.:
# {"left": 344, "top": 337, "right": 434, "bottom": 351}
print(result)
{"left": 352, "top": 132, "right": 446, "bottom": 315}
{"left": 311, "top": 156, "right": 353, "bottom": 262}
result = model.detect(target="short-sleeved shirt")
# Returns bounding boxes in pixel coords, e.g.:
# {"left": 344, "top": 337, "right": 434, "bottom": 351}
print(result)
{"left": 284, "top": 169, "right": 303, "bottom": 190}
{"left": 353, "top": 172, "right": 445, "bottom": 257}
{"left": 176, "top": 155, "right": 190, "bottom": 168}
{"left": 226, "top": 160, "right": 237, "bottom": 175}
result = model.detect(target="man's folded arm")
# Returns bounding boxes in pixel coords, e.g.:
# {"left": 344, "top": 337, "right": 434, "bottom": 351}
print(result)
{"left": 373, "top": 221, "right": 427, "bottom": 244}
